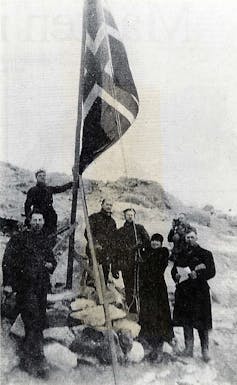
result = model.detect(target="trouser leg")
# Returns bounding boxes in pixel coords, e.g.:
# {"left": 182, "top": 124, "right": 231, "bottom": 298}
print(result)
{"left": 19, "top": 290, "right": 46, "bottom": 370}
{"left": 198, "top": 329, "right": 210, "bottom": 361}
{"left": 183, "top": 326, "right": 194, "bottom": 356}
{"left": 122, "top": 270, "right": 136, "bottom": 313}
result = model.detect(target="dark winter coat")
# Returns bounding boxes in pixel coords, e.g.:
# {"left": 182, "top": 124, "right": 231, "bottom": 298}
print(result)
{"left": 24, "top": 182, "right": 73, "bottom": 233}
{"left": 171, "top": 244, "right": 216, "bottom": 330}
{"left": 85, "top": 210, "right": 117, "bottom": 265}
{"left": 139, "top": 246, "right": 174, "bottom": 342}
{"left": 112, "top": 222, "right": 150, "bottom": 272}
{"left": 112, "top": 222, "right": 150, "bottom": 312}
{"left": 2, "top": 229, "right": 57, "bottom": 293}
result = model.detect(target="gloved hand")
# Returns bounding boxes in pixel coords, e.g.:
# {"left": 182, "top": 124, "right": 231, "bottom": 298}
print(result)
{"left": 3, "top": 286, "right": 13, "bottom": 295}
{"left": 189, "top": 271, "right": 197, "bottom": 280}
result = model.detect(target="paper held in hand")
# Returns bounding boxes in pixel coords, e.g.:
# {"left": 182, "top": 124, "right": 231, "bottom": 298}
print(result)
{"left": 177, "top": 266, "right": 191, "bottom": 283}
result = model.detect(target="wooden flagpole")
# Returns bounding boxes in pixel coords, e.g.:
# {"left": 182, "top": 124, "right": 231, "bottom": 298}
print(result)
{"left": 80, "top": 174, "right": 119, "bottom": 385}
{"left": 79, "top": 175, "right": 103, "bottom": 304}
{"left": 65, "top": 1, "right": 119, "bottom": 382}
{"left": 66, "top": 1, "right": 87, "bottom": 289}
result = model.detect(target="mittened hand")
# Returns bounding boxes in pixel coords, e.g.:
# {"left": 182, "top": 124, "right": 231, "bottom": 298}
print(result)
{"left": 189, "top": 271, "right": 197, "bottom": 280}
{"left": 45, "top": 262, "right": 53, "bottom": 270}
{"left": 3, "top": 286, "right": 13, "bottom": 294}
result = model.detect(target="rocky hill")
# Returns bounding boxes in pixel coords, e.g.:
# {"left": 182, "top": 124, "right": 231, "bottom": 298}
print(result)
{"left": 0, "top": 161, "right": 237, "bottom": 384}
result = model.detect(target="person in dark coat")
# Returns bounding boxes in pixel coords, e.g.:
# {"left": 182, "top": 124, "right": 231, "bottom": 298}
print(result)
{"left": 2, "top": 211, "right": 57, "bottom": 378}
{"left": 112, "top": 208, "right": 150, "bottom": 313}
{"left": 171, "top": 228, "right": 216, "bottom": 362}
{"left": 167, "top": 213, "right": 192, "bottom": 261}
{"left": 24, "top": 169, "right": 73, "bottom": 237}
{"left": 139, "top": 233, "right": 174, "bottom": 362}
{"left": 85, "top": 198, "right": 117, "bottom": 285}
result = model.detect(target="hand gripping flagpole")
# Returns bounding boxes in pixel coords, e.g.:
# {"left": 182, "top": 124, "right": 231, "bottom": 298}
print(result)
{"left": 66, "top": 0, "right": 87, "bottom": 289}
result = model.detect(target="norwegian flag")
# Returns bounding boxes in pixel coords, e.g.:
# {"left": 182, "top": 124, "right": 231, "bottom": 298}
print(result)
{"left": 79, "top": 0, "right": 139, "bottom": 174}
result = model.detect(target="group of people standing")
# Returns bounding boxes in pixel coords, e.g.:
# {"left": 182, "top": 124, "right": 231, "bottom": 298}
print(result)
{"left": 86, "top": 200, "right": 216, "bottom": 364}
{"left": 1, "top": 169, "right": 216, "bottom": 378}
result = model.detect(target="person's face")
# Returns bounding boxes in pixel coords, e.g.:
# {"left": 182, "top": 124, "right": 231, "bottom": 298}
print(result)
{"left": 101, "top": 200, "right": 113, "bottom": 215}
{"left": 36, "top": 172, "right": 46, "bottom": 185}
{"left": 151, "top": 240, "right": 162, "bottom": 249}
{"left": 185, "top": 231, "right": 197, "bottom": 247}
{"left": 30, "top": 213, "right": 45, "bottom": 232}
{"left": 125, "top": 210, "right": 135, "bottom": 223}
{"left": 178, "top": 214, "right": 187, "bottom": 224}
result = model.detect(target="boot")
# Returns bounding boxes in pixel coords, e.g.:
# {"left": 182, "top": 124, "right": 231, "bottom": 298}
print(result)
{"left": 202, "top": 348, "right": 210, "bottom": 363}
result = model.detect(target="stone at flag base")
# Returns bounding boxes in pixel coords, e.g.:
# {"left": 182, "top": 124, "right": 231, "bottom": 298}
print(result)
{"left": 113, "top": 318, "right": 141, "bottom": 338}
{"left": 44, "top": 342, "right": 78, "bottom": 369}
{"left": 70, "top": 326, "right": 124, "bottom": 365}
{"left": 70, "top": 298, "right": 96, "bottom": 312}
{"left": 78, "top": 285, "right": 96, "bottom": 299}
{"left": 70, "top": 304, "right": 126, "bottom": 327}
{"left": 43, "top": 327, "right": 75, "bottom": 347}
{"left": 163, "top": 341, "right": 174, "bottom": 355}
{"left": 117, "top": 329, "right": 134, "bottom": 354}
{"left": 46, "top": 307, "right": 70, "bottom": 328}
{"left": 127, "top": 341, "right": 145, "bottom": 363}
{"left": 47, "top": 290, "right": 77, "bottom": 303}
{"left": 106, "top": 282, "right": 124, "bottom": 306}
{"left": 77, "top": 353, "right": 100, "bottom": 367}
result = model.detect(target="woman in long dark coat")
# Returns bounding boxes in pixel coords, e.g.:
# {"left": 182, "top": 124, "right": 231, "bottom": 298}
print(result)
{"left": 139, "top": 233, "right": 174, "bottom": 362}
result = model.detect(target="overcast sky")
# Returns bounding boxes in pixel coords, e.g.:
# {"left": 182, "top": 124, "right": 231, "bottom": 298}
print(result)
{"left": 1, "top": 0, "right": 237, "bottom": 213}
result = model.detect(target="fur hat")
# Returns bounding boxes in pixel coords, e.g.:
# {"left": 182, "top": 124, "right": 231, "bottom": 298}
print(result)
{"left": 151, "top": 233, "right": 164, "bottom": 243}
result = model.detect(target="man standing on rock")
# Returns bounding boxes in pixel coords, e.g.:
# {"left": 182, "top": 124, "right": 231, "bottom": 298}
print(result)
{"left": 24, "top": 169, "right": 73, "bottom": 238}
{"left": 112, "top": 208, "right": 150, "bottom": 314}
{"left": 2, "top": 211, "right": 57, "bottom": 378}
{"left": 85, "top": 198, "right": 117, "bottom": 285}
{"left": 171, "top": 228, "right": 216, "bottom": 362}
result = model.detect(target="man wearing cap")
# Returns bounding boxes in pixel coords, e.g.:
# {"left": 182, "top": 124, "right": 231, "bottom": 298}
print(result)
{"left": 85, "top": 198, "right": 117, "bottom": 284}
{"left": 24, "top": 169, "right": 73, "bottom": 237}
{"left": 171, "top": 228, "right": 216, "bottom": 362}
{"left": 2, "top": 211, "right": 57, "bottom": 378}
{"left": 112, "top": 208, "right": 150, "bottom": 313}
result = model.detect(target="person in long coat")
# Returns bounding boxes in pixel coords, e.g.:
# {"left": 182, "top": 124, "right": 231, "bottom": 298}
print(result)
{"left": 139, "top": 233, "right": 174, "bottom": 362}
{"left": 2, "top": 211, "right": 57, "bottom": 378}
{"left": 171, "top": 228, "right": 216, "bottom": 362}
{"left": 24, "top": 169, "right": 73, "bottom": 238}
{"left": 112, "top": 208, "right": 150, "bottom": 313}
{"left": 85, "top": 198, "right": 117, "bottom": 284}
